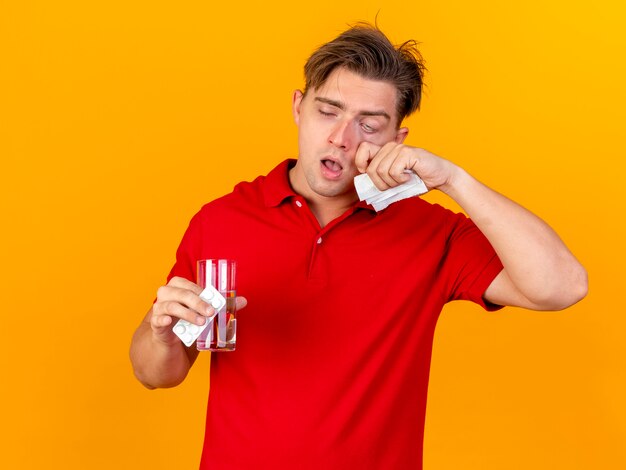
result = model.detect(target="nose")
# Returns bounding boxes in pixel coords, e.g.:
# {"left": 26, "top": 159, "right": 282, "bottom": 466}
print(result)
{"left": 328, "top": 120, "right": 355, "bottom": 151}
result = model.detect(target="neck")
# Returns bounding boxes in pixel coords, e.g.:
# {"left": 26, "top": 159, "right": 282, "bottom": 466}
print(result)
{"left": 309, "top": 197, "right": 356, "bottom": 228}
{"left": 288, "top": 166, "right": 358, "bottom": 228}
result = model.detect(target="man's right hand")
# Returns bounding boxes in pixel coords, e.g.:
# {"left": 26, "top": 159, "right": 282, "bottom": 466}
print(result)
{"left": 150, "top": 276, "right": 216, "bottom": 344}
{"left": 131, "top": 276, "right": 248, "bottom": 388}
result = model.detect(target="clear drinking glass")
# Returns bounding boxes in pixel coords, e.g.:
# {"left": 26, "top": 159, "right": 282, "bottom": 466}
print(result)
{"left": 196, "top": 259, "right": 237, "bottom": 351}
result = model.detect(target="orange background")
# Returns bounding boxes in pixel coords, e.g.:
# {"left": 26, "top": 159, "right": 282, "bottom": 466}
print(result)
{"left": 1, "top": 1, "right": 624, "bottom": 468}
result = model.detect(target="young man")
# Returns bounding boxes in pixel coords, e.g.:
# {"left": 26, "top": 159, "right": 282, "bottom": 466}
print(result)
{"left": 130, "top": 24, "right": 587, "bottom": 468}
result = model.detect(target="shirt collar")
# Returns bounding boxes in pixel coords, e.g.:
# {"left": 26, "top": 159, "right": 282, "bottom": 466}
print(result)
{"left": 262, "top": 158, "right": 377, "bottom": 213}
{"left": 262, "top": 159, "right": 298, "bottom": 207}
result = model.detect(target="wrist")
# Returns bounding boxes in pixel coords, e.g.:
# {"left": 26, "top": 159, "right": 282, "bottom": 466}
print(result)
{"left": 438, "top": 164, "right": 470, "bottom": 198}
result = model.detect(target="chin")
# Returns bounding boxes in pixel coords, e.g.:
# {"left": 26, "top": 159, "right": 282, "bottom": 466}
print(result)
{"left": 315, "top": 183, "right": 355, "bottom": 199}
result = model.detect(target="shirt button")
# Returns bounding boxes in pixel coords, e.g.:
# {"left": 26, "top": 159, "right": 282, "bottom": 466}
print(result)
{"left": 317, "top": 237, "right": 322, "bottom": 244}
{"left": 295, "top": 200, "right": 302, "bottom": 208}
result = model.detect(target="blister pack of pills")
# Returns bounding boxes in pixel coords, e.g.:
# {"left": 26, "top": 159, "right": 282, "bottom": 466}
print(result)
{"left": 354, "top": 171, "right": 428, "bottom": 211}
{"left": 172, "top": 285, "right": 226, "bottom": 347}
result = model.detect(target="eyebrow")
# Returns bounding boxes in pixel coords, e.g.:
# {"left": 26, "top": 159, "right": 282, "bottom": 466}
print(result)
{"left": 314, "top": 97, "right": 391, "bottom": 121}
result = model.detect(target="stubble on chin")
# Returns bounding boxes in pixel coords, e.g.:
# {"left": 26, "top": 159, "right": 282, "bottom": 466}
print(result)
{"left": 305, "top": 171, "right": 356, "bottom": 199}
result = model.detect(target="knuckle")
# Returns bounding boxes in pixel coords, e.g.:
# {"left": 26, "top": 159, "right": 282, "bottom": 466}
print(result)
{"left": 151, "top": 304, "right": 161, "bottom": 318}
{"left": 156, "top": 285, "right": 168, "bottom": 300}
{"left": 151, "top": 304, "right": 168, "bottom": 324}
{"left": 169, "top": 276, "right": 185, "bottom": 286}
{"left": 158, "top": 300, "right": 174, "bottom": 315}
{"left": 391, "top": 164, "right": 404, "bottom": 177}
{"left": 159, "top": 301, "right": 188, "bottom": 321}
{"left": 181, "top": 288, "right": 198, "bottom": 305}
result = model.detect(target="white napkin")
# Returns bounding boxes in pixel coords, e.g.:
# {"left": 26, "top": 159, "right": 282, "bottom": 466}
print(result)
{"left": 354, "top": 171, "right": 428, "bottom": 211}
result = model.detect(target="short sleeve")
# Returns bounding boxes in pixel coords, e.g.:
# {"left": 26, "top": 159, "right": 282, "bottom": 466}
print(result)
{"left": 165, "top": 209, "right": 205, "bottom": 284}
{"left": 441, "top": 213, "right": 504, "bottom": 311}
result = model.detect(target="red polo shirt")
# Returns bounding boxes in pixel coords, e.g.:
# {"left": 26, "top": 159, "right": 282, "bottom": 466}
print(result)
{"left": 167, "top": 159, "right": 503, "bottom": 469}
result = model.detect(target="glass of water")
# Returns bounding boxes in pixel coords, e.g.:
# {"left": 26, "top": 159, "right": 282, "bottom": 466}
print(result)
{"left": 196, "top": 259, "right": 237, "bottom": 352}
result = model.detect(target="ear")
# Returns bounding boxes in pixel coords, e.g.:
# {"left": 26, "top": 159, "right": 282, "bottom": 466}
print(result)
{"left": 395, "top": 127, "right": 409, "bottom": 144}
{"left": 292, "top": 90, "right": 304, "bottom": 125}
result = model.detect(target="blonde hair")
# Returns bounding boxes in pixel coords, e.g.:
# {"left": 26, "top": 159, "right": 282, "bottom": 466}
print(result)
{"left": 303, "top": 23, "right": 426, "bottom": 123}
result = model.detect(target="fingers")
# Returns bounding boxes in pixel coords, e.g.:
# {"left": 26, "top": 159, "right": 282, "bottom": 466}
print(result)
{"left": 166, "top": 276, "right": 204, "bottom": 294}
{"left": 153, "top": 299, "right": 211, "bottom": 327}
{"left": 235, "top": 296, "right": 248, "bottom": 311}
{"left": 359, "top": 142, "right": 416, "bottom": 190}
{"left": 354, "top": 142, "right": 381, "bottom": 173}
{"left": 156, "top": 284, "right": 212, "bottom": 316}
{"left": 152, "top": 276, "right": 215, "bottom": 330}
{"left": 150, "top": 277, "right": 250, "bottom": 343}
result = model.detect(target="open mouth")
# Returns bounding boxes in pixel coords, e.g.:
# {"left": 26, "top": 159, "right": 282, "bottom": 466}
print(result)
{"left": 321, "top": 158, "right": 343, "bottom": 177}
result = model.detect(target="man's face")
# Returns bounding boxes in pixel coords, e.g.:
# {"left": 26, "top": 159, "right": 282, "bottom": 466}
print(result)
{"left": 291, "top": 67, "right": 408, "bottom": 203}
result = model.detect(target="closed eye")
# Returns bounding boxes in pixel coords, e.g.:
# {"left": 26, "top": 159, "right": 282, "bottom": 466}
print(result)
{"left": 361, "top": 123, "right": 377, "bottom": 133}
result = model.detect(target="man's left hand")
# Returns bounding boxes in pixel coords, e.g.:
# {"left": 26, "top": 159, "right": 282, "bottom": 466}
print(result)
{"left": 354, "top": 141, "right": 459, "bottom": 193}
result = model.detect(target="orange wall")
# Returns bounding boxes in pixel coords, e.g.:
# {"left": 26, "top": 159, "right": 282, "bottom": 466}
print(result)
{"left": 1, "top": 1, "right": 624, "bottom": 468}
